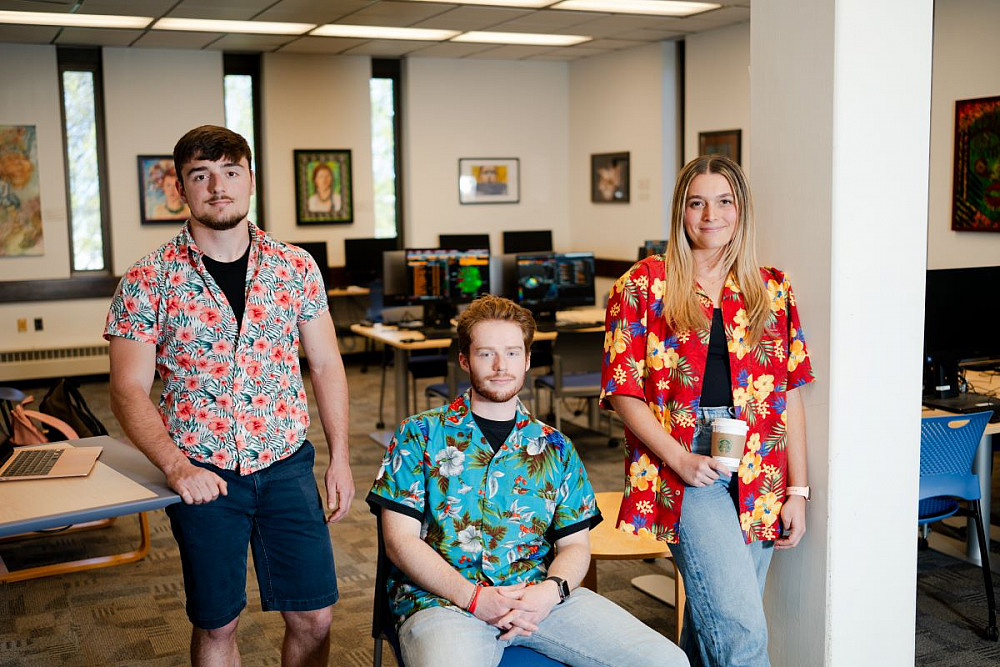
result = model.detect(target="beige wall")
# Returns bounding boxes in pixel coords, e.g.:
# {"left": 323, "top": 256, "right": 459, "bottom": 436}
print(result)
{"left": 926, "top": 0, "right": 1000, "bottom": 269}
{"left": 262, "top": 53, "right": 374, "bottom": 267}
{"left": 403, "top": 57, "right": 570, "bottom": 254}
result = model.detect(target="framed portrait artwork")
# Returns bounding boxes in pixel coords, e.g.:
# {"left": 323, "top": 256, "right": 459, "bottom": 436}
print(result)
{"left": 294, "top": 149, "right": 354, "bottom": 224}
{"left": 458, "top": 158, "right": 520, "bottom": 204}
{"left": 591, "top": 152, "right": 630, "bottom": 203}
{"left": 137, "top": 155, "right": 189, "bottom": 224}
{"left": 698, "top": 129, "right": 742, "bottom": 164}
{"left": 952, "top": 95, "right": 1000, "bottom": 232}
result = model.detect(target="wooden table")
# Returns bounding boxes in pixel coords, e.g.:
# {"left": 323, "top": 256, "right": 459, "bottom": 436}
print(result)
{"left": 0, "top": 435, "right": 180, "bottom": 583}
{"left": 586, "top": 491, "right": 684, "bottom": 642}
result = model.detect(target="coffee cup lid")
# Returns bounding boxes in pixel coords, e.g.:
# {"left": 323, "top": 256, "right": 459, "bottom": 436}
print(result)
{"left": 711, "top": 417, "right": 748, "bottom": 434}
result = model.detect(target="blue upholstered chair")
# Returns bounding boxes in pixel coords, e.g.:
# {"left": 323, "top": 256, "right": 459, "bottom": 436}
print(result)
{"left": 918, "top": 411, "right": 997, "bottom": 641}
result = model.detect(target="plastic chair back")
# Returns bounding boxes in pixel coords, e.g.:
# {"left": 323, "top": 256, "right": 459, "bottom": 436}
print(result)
{"left": 918, "top": 411, "right": 991, "bottom": 505}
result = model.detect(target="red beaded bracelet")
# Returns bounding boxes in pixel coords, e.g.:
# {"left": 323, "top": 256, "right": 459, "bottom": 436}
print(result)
{"left": 467, "top": 584, "right": 483, "bottom": 614}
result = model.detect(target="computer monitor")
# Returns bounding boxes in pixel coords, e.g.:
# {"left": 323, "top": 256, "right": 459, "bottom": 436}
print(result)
{"left": 638, "top": 239, "right": 668, "bottom": 261}
{"left": 405, "top": 248, "right": 491, "bottom": 327}
{"left": 439, "top": 233, "right": 491, "bottom": 252}
{"left": 291, "top": 242, "right": 330, "bottom": 285}
{"left": 923, "top": 265, "right": 1000, "bottom": 398}
{"left": 515, "top": 252, "right": 596, "bottom": 323}
{"left": 382, "top": 250, "right": 408, "bottom": 298}
{"left": 344, "top": 237, "right": 398, "bottom": 286}
{"left": 503, "top": 230, "right": 553, "bottom": 254}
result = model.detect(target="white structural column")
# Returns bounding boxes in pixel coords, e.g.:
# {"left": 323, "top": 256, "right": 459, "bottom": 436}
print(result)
{"left": 750, "top": 1, "right": 933, "bottom": 664}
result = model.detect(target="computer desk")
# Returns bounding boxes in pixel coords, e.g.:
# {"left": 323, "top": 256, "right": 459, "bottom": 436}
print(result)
{"left": 0, "top": 435, "right": 180, "bottom": 583}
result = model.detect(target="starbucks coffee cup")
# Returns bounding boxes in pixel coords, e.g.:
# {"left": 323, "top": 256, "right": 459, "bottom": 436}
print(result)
{"left": 711, "top": 418, "right": 748, "bottom": 471}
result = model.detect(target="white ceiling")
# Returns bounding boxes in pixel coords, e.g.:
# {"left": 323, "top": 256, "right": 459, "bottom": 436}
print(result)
{"left": 0, "top": 0, "right": 750, "bottom": 61}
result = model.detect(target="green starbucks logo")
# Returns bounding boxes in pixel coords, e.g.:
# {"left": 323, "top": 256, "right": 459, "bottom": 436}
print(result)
{"left": 718, "top": 438, "right": 732, "bottom": 454}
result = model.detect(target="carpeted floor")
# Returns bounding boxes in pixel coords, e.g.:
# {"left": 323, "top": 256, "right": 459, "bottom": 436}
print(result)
{"left": 1, "top": 360, "right": 999, "bottom": 665}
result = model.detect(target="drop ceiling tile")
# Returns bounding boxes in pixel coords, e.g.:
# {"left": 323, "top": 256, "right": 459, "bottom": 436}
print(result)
{"left": 55, "top": 27, "right": 144, "bottom": 46}
{"left": 566, "top": 14, "right": 691, "bottom": 37}
{"left": 340, "top": 38, "right": 434, "bottom": 56}
{"left": 0, "top": 0, "right": 75, "bottom": 11}
{"left": 255, "top": 0, "right": 372, "bottom": 24}
{"left": 204, "top": 33, "right": 296, "bottom": 51}
{"left": 405, "top": 41, "right": 497, "bottom": 58}
{"left": 486, "top": 8, "right": 597, "bottom": 32}
{"left": 411, "top": 6, "right": 533, "bottom": 32}
{"left": 341, "top": 1, "right": 455, "bottom": 27}
{"left": 80, "top": 0, "right": 175, "bottom": 17}
{"left": 132, "top": 30, "right": 224, "bottom": 49}
{"left": 584, "top": 38, "right": 646, "bottom": 50}
{"left": 275, "top": 35, "right": 365, "bottom": 54}
{"left": 464, "top": 44, "right": 559, "bottom": 59}
{"left": 0, "top": 24, "right": 58, "bottom": 43}
{"left": 610, "top": 28, "right": 685, "bottom": 41}
{"left": 168, "top": 0, "right": 277, "bottom": 21}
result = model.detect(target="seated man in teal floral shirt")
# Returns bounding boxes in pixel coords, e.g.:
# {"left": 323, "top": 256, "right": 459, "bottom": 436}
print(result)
{"left": 367, "top": 295, "right": 686, "bottom": 667}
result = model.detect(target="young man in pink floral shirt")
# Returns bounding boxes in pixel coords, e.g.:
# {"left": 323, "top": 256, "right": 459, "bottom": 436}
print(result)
{"left": 106, "top": 125, "right": 354, "bottom": 666}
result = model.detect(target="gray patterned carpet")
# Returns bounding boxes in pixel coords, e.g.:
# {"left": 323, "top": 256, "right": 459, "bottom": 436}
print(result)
{"left": 1, "top": 360, "right": 998, "bottom": 665}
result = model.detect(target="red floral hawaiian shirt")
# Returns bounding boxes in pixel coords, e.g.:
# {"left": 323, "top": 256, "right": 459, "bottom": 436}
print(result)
{"left": 104, "top": 222, "right": 328, "bottom": 474}
{"left": 600, "top": 256, "right": 814, "bottom": 543}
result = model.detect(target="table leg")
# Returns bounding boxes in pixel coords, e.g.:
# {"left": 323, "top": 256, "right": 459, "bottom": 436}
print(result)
{"left": 394, "top": 347, "right": 409, "bottom": 428}
{"left": 968, "top": 431, "right": 994, "bottom": 566}
{"left": 0, "top": 512, "right": 151, "bottom": 583}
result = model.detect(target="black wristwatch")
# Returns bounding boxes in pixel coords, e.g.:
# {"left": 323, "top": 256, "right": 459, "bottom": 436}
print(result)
{"left": 545, "top": 576, "right": 570, "bottom": 604}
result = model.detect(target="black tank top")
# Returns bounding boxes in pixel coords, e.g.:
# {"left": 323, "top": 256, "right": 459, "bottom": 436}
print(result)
{"left": 700, "top": 309, "right": 733, "bottom": 407}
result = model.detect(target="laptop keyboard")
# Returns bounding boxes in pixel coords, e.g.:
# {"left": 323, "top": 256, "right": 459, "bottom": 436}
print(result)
{"left": 3, "top": 449, "right": 63, "bottom": 477}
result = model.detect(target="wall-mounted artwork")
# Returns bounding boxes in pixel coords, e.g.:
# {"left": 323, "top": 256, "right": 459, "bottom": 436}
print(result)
{"left": 698, "top": 129, "right": 742, "bottom": 164}
{"left": 591, "top": 152, "right": 630, "bottom": 203}
{"left": 138, "top": 155, "right": 190, "bottom": 224}
{"left": 458, "top": 158, "right": 520, "bottom": 204}
{"left": 295, "top": 149, "right": 353, "bottom": 224}
{"left": 952, "top": 95, "right": 1000, "bottom": 232}
{"left": 0, "top": 125, "right": 43, "bottom": 257}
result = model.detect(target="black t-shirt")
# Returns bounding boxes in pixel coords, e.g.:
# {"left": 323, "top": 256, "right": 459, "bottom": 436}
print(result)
{"left": 202, "top": 245, "right": 250, "bottom": 334}
{"left": 700, "top": 308, "right": 734, "bottom": 407}
{"left": 473, "top": 413, "right": 516, "bottom": 454}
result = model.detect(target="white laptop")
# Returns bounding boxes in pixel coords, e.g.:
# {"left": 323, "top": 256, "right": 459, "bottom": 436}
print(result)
{"left": 0, "top": 438, "right": 102, "bottom": 481}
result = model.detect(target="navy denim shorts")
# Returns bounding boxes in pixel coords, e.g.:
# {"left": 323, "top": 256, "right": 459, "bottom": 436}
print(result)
{"left": 165, "top": 441, "right": 339, "bottom": 629}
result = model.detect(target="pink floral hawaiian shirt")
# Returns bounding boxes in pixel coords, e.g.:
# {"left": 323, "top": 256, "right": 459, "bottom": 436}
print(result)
{"left": 104, "top": 221, "right": 328, "bottom": 474}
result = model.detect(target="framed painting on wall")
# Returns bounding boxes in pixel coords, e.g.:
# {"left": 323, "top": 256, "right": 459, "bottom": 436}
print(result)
{"left": 0, "top": 125, "right": 44, "bottom": 256}
{"left": 591, "top": 152, "right": 630, "bottom": 203}
{"left": 698, "top": 129, "right": 742, "bottom": 164}
{"left": 295, "top": 149, "right": 354, "bottom": 225}
{"left": 952, "top": 95, "right": 1000, "bottom": 232}
{"left": 458, "top": 158, "right": 520, "bottom": 204}
{"left": 137, "top": 155, "right": 190, "bottom": 224}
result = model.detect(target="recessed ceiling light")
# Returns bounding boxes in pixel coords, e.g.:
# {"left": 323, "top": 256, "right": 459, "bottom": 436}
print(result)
{"left": 551, "top": 1, "right": 721, "bottom": 16}
{"left": 310, "top": 24, "right": 460, "bottom": 41}
{"left": 406, "top": 0, "right": 554, "bottom": 7}
{"left": 452, "top": 31, "right": 590, "bottom": 46}
{"left": 0, "top": 10, "right": 152, "bottom": 29}
{"left": 153, "top": 18, "right": 314, "bottom": 35}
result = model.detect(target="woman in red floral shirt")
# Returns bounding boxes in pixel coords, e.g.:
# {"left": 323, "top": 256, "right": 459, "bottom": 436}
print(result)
{"left": 601, "top": 155, "right": 814, "bottom": 666}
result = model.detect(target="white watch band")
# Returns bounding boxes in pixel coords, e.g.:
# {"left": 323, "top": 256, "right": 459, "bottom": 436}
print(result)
{"left": 786, "top": 486, "right": 810, "bottom": 501}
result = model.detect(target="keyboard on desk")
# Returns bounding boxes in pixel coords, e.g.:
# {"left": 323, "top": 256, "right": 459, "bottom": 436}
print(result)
{"left": 3, "top": 449, "right": 64, "bottom": 477}
{"left": 923, "top": 392, "right": 1000, "bottom": 423}
{"left": 418, "top": 327, "right": 456, "bottom": 340}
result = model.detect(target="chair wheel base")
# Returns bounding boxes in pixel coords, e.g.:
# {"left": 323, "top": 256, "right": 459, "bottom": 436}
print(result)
{"left": 987, "top": 625, "right": 999, "bottom": 642}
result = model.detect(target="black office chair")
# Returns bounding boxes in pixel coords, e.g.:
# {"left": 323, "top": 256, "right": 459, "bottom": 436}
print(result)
{"left": 372, "top": 512, "right": 567, "bottom": 666}
{"left": 533, "top": 331, "right": 605, "bottom": 432}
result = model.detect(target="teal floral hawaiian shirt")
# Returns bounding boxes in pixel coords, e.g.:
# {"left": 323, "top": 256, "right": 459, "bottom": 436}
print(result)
{"left": 367, "top": 391, "right": 602, "bottom": 626}
{"left": 104, "top": 221, "right": 328, "bottom": 474}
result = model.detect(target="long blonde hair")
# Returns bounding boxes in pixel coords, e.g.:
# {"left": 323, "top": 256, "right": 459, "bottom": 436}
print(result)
{"left": 662, "top": 155, "right": 769, "bottom": 346}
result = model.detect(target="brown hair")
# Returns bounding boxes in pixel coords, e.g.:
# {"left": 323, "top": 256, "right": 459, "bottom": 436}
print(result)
{"left": 663, "top": 154, "right": 769, "bottom": 346}
{"left": 173, "top": 125, "right": 252, "bottom": 176}
{"left": 456, "top": 295, "right": 536, "bottom": 357}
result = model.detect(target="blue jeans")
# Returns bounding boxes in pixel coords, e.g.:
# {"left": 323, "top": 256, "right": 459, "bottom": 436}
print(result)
{"left": 398, "top": 587, "right": 688, "bottom": 667}
{"left": 669, "top": 406, "right": 774, "bottom": 667}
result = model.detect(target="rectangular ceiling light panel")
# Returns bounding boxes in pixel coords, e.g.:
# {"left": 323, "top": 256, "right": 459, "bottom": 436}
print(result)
{"left": 552, "top": 1, "right": 720, "bottom": 16}
{"left": 153, "top": 18, "right": 315, "bottom": 35}
{"left": 0, "top": 10, "right": 152, "bottom": 29}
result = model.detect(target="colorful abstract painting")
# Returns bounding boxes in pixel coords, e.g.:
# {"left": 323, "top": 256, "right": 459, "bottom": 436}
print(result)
{"left": 0, "top": 125, "right": 43, "bottom": 256}
{"left": 953, "top": 96, "right": 1000, "bottom": 232}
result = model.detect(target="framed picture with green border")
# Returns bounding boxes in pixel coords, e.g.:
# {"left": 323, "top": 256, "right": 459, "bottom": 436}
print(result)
{"left": 294, "top": 149, "right": 353, "bottom": 225}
